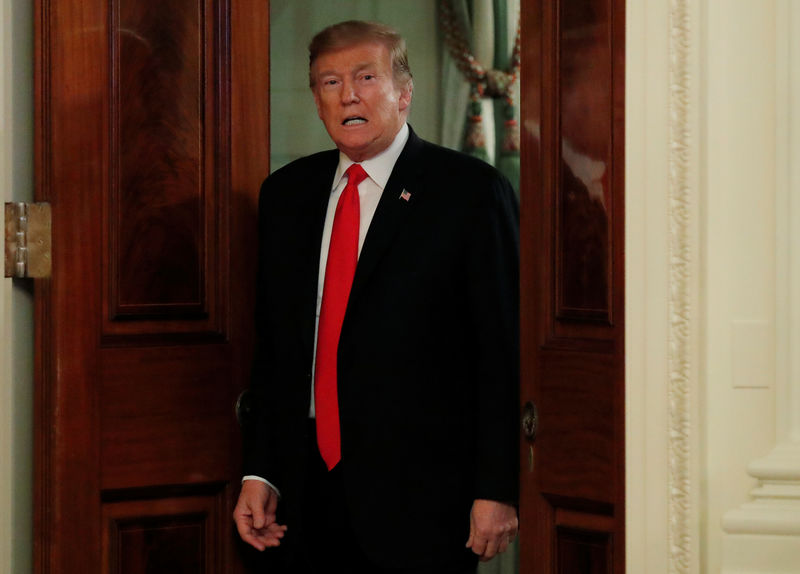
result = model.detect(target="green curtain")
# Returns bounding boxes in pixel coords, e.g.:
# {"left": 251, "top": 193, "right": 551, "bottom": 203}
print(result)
{"left": 440, "top": 0, "right": 473, "bottom": 156}
{"left": 491, "top": 0, "right": 520, "bottom": 195}
{"left": 439, "top": 0, "right": 520, "bottom": 195}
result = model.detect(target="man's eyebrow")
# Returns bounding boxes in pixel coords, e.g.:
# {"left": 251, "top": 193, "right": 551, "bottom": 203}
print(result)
{"left": 316, "top": 61, "right": 378, "bottom": 80}
{"left": 316, "top": 68, "right": 340, "bottom": 79}
{"left": 353, "top": 62, "right": 378, "bottom": 74}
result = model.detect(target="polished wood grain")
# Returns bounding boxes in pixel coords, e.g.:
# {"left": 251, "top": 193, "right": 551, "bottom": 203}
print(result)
{"left": 113, "top": 0, "right": 205, "bottom": 315}
{"left": 104, "top": 0, "right": 230, "bottom": 340}
{"left": 118, "top": 522, "right": 205, "bottom": 573}
{"left": 519, "top": 0, "right": 548, "bottom": 568}
{"left": 34, "top": 0, "right": 269, "bottom": 571}
{"left": 34, "top": 2, "right": 107, "bottom": 570}
{"left": 537, "top": 351, "right": 615, "bottom": 503}
{"left": 556, "top": 0, "right": 613, "bottom": 323}
{"left": 102, "top": 494, "right": 222, "bottom": 574}
{"left": 99, "top": 346, "right": 236, "bottom": 489}
{"left": 519, "top": 0, "right": 625, "bottom": 572}
{"left": 556, "top": 528, "right": 612, "bottom": 574}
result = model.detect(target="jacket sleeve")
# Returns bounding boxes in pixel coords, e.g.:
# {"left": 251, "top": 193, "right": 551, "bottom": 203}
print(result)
{"left": 240, "top": 177, "right": 282, "bottom": 485}
{"left": 465, "top": 172, "right": 520, "bottom": 505}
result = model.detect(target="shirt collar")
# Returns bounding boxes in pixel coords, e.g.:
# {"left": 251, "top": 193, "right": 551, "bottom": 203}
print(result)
{"left": 332, "top": 123, "right": 410, "bottom": 191}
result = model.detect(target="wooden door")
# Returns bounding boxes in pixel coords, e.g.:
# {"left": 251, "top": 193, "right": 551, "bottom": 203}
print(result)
{"left": 519, "top": 1, "right": 625, "bottom": 573}
{"left": 33, "top": 0, "right": 269, "bottom": 571}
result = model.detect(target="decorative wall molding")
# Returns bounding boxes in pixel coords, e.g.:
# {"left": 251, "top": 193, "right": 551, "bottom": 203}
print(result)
{"left": 723, "top": 442, "right": 800, "bottom": 537}
{"left": 667, "top": 0, "right": 700, "bottom": 572}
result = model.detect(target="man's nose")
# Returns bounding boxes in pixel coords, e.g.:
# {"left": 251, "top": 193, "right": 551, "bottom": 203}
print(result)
{"left": 341, "top": 80, "right": 359, "bottom": 104}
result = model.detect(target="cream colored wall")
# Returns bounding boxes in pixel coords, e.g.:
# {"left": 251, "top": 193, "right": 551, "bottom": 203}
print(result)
{"left": 269, "top": 0, "right": 441, "bottom": 171}
{"left": 703, "top": 2, "right": 778, "bottom": 571}
{"left": 0, "top": 0, "right": 34, "bottom": 572}
{"left": 628, "top": 0, "right": 799, "bottom": 572}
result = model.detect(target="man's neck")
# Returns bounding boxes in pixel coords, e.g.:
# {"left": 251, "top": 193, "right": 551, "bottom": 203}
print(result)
{"left": 335, "top": 123, "right": 409, "bottom": 190}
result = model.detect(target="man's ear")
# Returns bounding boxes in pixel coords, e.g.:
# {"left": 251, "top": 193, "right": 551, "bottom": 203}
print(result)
{"left": 398, "top": 80, "right": 413, "bottom": 112}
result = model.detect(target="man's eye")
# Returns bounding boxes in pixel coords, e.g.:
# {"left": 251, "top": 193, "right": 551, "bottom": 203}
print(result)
{"left": 362, "top": 74, "right": 375, "bottom": 81}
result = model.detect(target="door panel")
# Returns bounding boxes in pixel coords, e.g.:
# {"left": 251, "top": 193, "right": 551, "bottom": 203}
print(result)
{"left": 34, "top": 0, "right": 269, "bottom": 571}
{"left": 102, "top": 495, "right": 223, "bottom": 574}
{"left": 519, "top": 1, "right": 625, "bottom": 572}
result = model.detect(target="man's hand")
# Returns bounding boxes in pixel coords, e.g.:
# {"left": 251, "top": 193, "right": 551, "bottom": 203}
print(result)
{"left": 466, "top": 499, "right": 518, "bottom": 562}
{"left": 233, "top": 480, "right": 287, "bottom": 551}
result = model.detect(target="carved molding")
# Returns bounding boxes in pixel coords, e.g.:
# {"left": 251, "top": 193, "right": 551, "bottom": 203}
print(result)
{"left": 667, "top": 0, "right": 699, "bottom": 572}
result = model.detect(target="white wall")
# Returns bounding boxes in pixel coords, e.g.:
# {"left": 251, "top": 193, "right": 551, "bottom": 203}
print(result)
{"left": 0, "top": 0, "right": 34, "bottom": 572}
{"left": 269, "top": 0, "right": 442, "bottom": 171}
{"left": 628, "top": 0, "right": 800, "bottom": 572}
{"left": 703, "top": 2, "right": 778, "bottom": 570}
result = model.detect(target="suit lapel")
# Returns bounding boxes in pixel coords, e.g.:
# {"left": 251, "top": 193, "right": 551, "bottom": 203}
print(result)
{"left": 348, "top": 129, "right": 427, "bottom": 306}
{"left": 299, "top": 151, "right": 339, "bottom": 360}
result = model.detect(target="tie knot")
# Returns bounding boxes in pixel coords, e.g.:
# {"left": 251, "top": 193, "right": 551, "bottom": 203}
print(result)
{"left": 345, "top": 163, "right": 368, "bottom": 188}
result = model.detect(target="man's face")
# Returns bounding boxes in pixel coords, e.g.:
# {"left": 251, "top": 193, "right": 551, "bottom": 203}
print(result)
{"left": 311, "top": 42, "right": 412, "bottom": 162}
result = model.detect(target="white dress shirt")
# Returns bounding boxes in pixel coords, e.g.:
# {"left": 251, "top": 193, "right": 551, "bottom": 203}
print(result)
{"left": 243, "top": 123, "right": 410, "bottom": 492}
{"left": 309, "top": 122, "right": 409, "bottom": 416}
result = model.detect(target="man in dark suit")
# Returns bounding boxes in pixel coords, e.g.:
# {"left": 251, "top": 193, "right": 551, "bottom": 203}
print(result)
{"left": 233, "top": 20, "right": 519, "bottom": 574}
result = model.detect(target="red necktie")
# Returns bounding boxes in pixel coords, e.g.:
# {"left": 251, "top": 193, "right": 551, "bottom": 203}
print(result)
{"left": 315, "top": 163, "right": 367, "bottom": 470}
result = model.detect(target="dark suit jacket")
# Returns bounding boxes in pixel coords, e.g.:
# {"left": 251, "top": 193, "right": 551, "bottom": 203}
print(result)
{"left": 242, "top": 127, "right": 519, "bottom": 569}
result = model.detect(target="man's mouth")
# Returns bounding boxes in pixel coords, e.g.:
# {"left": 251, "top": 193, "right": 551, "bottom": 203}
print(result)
{"left": 342, "top": 117, "right": 367, "bottom": 126}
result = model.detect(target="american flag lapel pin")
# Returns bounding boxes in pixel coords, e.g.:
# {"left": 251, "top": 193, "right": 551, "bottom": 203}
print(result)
{"left": 400, "top": 189, "right": 411, "bottom": 202}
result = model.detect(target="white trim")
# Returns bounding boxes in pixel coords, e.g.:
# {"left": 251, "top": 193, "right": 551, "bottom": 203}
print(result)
{"left": 627, "top": 0, "right": 701, "bottom": 572}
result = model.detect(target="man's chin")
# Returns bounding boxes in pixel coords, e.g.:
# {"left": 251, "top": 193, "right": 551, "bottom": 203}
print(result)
{"left": 334, "top": 139, "right": 377, "bottom": 163}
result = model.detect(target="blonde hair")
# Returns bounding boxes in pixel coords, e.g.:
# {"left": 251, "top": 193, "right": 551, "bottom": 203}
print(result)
{"left": 308, "top": 20, "right": 412, "bottom": 89}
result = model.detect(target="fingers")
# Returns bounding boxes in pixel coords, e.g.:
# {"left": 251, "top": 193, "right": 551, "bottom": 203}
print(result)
{"left": 233, "top": 481, "right": 287, "bottom": 551}
{"left": 479, "top": 533, "right": 516, "bottom": 562}
{"left": 470, "top": 533, "right": 503, "bottom": 562}
{"left": 466, "top": 499, "right": 518, "bottom": 562}
{"left": 233, "top": 509, "right": 287, "bottom": 551}
{"left": 251, "top": 498, "right": 267, "bottom": 530}
{"left": 466, "top": 530, "right": 488, "bottom": 556}
{"left": 480, "top": 537, "right": 501, "bottom": 562}
{"left": 466, "top": 511, "right": 491, "bottom": 558}
{"left": 470, "top": 532, "right": 516, "bottom": 562}
{"left": 233, "top": 507, "right": 266, "bottom": 552}
{"left": 235, "top": 519, "right": 287, "bottom": 551}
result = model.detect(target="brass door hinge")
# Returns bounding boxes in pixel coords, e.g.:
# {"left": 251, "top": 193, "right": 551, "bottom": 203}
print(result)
{"left": 5, "top": 202, "right": 52, "bottom": 278}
